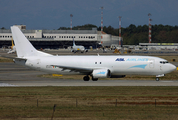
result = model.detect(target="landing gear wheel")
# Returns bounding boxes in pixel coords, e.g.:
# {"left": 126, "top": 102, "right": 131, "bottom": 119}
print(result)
{"left": 156, "top": 77, "right": 159, "bottom": 81}
{"left": 83, "top": 76, "right": 90, "bottom": 81}
{"left": 92, "top": 77, "right": 98, "bottom": 81}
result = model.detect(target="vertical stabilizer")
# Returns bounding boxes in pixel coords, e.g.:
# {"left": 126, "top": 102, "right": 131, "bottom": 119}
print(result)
{"left": 11, "top": 26, "right": 52, "bottom": 58}
{"left": 11, "top": 26, "right": 37, "bottom": 57}
{"left": 73, "top": 38, "right": 76, "bottom": 46}
{"left": 11, "top": 37, "right": 14, "bottom": 47}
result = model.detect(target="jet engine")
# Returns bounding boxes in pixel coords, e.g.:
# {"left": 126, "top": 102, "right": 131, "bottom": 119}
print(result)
{"left": 85, "top": 49, "right": 88, "bottom": 52}
{"left": 92, "top": 69, "right": 111, "bottom": 78}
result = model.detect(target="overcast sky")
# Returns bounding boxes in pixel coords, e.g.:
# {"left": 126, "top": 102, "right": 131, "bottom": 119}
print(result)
{"left": 0, "top": 0, "right": 178, "bottom": 29}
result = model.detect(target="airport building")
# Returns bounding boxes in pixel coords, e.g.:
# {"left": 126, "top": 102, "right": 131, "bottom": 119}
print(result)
{"left": 0, "top": 25, "right": 120, "bottom": 49}
{"left": 139, "top": 43, "right": 178, "bottom": 50}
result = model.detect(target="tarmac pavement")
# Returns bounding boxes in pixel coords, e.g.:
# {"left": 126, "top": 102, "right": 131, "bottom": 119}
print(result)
{"left": 0, "top": 63, "right": 178, "bottom": 87}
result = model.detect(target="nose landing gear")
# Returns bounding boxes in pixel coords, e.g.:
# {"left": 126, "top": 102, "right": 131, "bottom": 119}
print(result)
{"left": 156, "top": 74, "right": 164, "bottom": 81}
{"left": 156, "top": 77, "right": 159, "bottom": 81}
{"left": 83, "top": 76, "right": 98, "bottom": 81}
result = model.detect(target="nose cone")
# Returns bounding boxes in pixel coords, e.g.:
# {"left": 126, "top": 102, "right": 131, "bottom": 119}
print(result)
{"left": 81, "top": 47, "right": 85, "bottom": 51}
{"left": 162, "top": 63, "right": 176, "bottom": 74}
{"left": 169, "top": 64, "right": 177, "bottom": 72}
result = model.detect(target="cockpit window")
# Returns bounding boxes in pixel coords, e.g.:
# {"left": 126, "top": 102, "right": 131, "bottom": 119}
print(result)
{"left": 160, "top": 61, "right": 169, "bottom": 64}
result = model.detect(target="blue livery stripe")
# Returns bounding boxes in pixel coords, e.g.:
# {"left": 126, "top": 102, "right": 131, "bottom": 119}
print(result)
{"left": 129, "top": 64, "right": 147, "bottom": 69}
{"left": 96, "top": 72, "right": 106, "bottom": 75}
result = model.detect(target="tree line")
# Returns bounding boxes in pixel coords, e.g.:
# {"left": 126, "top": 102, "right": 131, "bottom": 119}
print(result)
{"left": 119, "top": 24, "right": 178, "bottom": 45}
{"left": 58, "top": 24, "right": 178, "bottom": 45}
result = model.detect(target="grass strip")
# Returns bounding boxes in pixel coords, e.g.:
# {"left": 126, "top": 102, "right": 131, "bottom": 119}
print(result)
{"left": 0, "top": 86, "right": 178, "bottom": 119}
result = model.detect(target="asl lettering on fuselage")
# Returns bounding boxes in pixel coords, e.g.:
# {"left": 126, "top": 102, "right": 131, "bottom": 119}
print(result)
{"left": 115, "top": 58, "right": 125, "bottom": 61}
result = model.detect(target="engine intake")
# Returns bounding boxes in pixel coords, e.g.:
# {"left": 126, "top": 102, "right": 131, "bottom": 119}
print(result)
{"left": 92, "top": 69, "right": 111, "bottom": 78}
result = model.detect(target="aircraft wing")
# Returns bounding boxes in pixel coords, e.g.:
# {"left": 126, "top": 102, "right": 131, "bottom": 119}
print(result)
{"left": 51, "top": 65, "right": 93, "bottom": 74}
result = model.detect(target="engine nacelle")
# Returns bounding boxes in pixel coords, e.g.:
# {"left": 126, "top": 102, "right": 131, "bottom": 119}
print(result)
{"left": 92, "top": 69, "right": 111, "bottom": 78}
{"left": 85, "top": 49, "right": 88, "bottom": 52}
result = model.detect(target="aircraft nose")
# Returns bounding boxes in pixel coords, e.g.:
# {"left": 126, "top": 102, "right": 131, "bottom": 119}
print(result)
{"left": 169, "top": 64, "right": 176, "bottom": 71}
{"left": 81, "top": 47, "right": 85, "bottom": 50}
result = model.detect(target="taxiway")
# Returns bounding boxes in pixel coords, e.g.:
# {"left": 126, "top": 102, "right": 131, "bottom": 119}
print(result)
{"left": 0, "top": 62, "right": 178, "bottom": 87}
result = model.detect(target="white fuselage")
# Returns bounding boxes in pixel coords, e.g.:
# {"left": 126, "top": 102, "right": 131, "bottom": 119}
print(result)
{"left": 16, "top": 55, "right": 176, "bottom": 76}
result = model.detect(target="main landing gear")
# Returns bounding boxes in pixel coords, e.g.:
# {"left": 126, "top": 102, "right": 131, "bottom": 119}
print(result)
{"left": 83, "top": 75, "right": 98, "bottom": 81}
{"left": 83, "top": 76, "right": 90, "bottom": 81}
{"left": 92, "top": 77, "right": 98, "bottom": 81}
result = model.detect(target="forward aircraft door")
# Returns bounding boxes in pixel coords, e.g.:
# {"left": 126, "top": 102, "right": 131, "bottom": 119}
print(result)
{"left": 149, "top": 59, "right": 154, "bottom": 68}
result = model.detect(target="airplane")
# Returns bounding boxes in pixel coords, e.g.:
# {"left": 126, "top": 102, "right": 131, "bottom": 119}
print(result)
{"left": 7, "top": 38, "right": 16, "bottom": 54}
{"left": 10, "top": 26, "right": 176, "bottom": 81}
{"left": 71, "top": 38, "right": 88, "bottom": 53}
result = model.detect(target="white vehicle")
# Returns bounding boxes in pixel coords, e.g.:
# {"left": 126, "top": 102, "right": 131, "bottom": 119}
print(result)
{"left": 71, "top": 38, "right": 88, "bottom": 53}
{"left": 11, "top": 26, "right": 176, "bottom": 81}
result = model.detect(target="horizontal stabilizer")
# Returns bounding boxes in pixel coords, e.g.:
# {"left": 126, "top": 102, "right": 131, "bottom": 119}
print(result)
{"left": 14, "top": 57, "right": 27, "bottom": 61}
